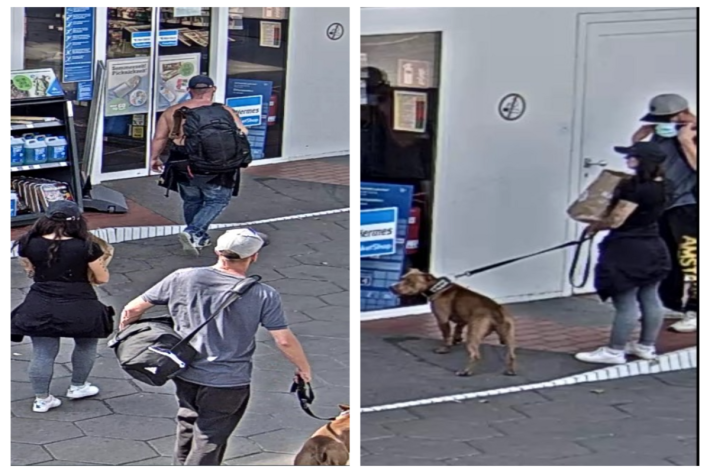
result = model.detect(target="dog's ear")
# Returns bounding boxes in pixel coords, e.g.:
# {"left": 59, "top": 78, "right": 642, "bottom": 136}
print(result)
{"left": 338, "top": 404, "right": 349, "bottom": 411}
{"left": 405, "top": 268, "right": 422, "bottom": 276}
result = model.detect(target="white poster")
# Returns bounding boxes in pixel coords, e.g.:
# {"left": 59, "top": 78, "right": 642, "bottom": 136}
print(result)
{"left": 260, "top": 21, "right": 282, "bottom": 48}
{"left": 397, "top": 59, "right": 432, "bottom": 89}
{"left": 393, "top": 90, "right": 428, "bottom": 133}
{"left": 174, "top": 8, "right": 202, "bottom": 18}
{"left": 105, "top": 58, "right": 151, "bottom": 117}
{"left": 263, "top": 7, "right": 286, "bottom": 19}
{"left": 157, "top": 53, "right": 201, "bottom": 112}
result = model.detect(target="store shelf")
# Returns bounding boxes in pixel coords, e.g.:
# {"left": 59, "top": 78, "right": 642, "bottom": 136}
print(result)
{"left": 11, "top": 120, "right": 65, "bottom": 131}
{"left": 11, "top": 213, "right": 41, "bottom": 226}
{"left": 11, "top": 162, "right": 69, "bottom": 173}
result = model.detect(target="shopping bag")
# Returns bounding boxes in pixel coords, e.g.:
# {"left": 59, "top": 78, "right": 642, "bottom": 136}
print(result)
{"left": 567, "top": 170, "right": 632, "bottom": 223}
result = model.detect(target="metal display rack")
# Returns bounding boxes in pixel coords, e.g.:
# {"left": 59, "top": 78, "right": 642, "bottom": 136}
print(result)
{"left": 11, "top": 94, "right": 84, "bottom": 227}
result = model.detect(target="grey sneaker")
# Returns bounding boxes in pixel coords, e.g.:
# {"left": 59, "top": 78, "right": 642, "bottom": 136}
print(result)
{"left": 178, "top": 232, "right": 200, "bottom": 256}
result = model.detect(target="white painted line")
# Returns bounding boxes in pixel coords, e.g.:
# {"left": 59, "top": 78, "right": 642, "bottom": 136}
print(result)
{"left": 10, "top": 208, "right": 349, "bottom": 258}
{"left": 361, "top": 347, "right": 696, "bottom": 414}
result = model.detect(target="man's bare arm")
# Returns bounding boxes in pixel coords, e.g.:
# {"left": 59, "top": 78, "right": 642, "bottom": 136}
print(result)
{"left": 269, "top": 329, "right": 312, "bottom": 382}
{"left": 120, "top": 296, "right": 155, "bottom": 330}
{"left": 679, "top": 125, "right": 698, "bottom": 171}
{"left": 150, "top": 112, "right": 171, "bottom": 171}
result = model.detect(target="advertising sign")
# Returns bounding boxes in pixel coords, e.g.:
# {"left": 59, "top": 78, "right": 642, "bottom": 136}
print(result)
{"left": 225, "top": 79, "right": 273, "bottom": 160}
{"left": 361, "top": 183, "right": 414, "bottom": 311}
{"left": 156, "top": 53, "right": 200, "bottom": 112}
{"left": 105, "top": 58, "right": 151, "bottom": 117}
{"left": 11, "top": 69, "right": 64, "bottom": 99}
{"left": 63, "top": 7, "right": 95, "bottom": 83}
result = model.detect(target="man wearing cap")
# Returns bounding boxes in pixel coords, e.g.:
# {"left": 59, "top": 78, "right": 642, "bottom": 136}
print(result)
{"left": 119, "top": 228, "right": 312, "bottom": 465}
{"left": 631, "top": 94, "right": 698, "bottom": 333}
{"left": 150, "top": 75, "right": 251, "bottom": 256}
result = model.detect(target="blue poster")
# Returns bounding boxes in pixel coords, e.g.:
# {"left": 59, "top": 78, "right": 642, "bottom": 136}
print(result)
{"left": 361, "top": 183, "right": 414, "bottom": 311}
{"left": 225, "top": 79, "right": 273, "bottom": 160}
{"left": 63, "top": 8, "right": 95, "bottom": 83}
{"left": 158, "top": 30, "right": 179, "bottom": 47}
{"left": 77, "top": 81, "right": 93, "bottom": 101}
{"left": 131, "top": 31, "right": 152, "bottom": 49}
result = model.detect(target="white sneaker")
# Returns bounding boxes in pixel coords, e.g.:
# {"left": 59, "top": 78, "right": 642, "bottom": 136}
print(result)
{"left": 178, "top": 232, "right": 200, "bottom": 256}
{"left": 67, "top": 383, "right": 100, "bottom": 400}
{"left": 625, "top": 342, "right": 657, "bottom": 360}
{"left": 575, "top": 347, "right": 626, "bottom": 365}
{"left": 664, "top": 310, "right": 685, "bottom": 320}
{"left": 33, "top": 395, "right": 62, "bottom": 413}
{"left": 670, "top": 312, "right": 697, "bottom": 333}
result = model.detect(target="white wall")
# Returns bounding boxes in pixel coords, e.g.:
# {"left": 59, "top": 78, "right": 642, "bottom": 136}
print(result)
{"left": 11, "top": 8, "right": 25, "bottom": 70}
{"left": 362, "top": 7, "right": 697, "bottom": 304}
{"left": 282, "top": 7, "right": 350, "bottom": 160}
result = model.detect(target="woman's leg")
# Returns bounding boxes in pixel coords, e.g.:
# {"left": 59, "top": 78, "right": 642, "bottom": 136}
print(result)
{"left": 637, "top": 281, "right": 665, "bottom": 347}
{"left": 70, "top": 338, "right": 99, "bottom": 387}
{"left": 29, "top": 337, "right": 61, "bottom": 397}
{"left": 608, "top": 287, "right": 641, "bottom": 351}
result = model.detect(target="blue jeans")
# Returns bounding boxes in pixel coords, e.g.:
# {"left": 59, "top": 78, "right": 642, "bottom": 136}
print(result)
{"left": 178, "top": 176, "right": 232, "bottom": 244}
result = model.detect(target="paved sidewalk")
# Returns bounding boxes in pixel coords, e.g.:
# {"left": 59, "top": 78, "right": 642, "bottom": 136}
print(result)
{"left": 362, "top": 370, "right": 697, "bottom": 466}
{"left": 11, "top": 212, "right": 349, "bottom": 466}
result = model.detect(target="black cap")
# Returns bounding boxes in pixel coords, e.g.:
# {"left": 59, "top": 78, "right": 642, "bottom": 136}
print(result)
{"left": 46, "top": 200, "right": 81, "bottom": 221}
{"left": 188, "top": 75, "right": 215, "bottom": 89}
{"left": 613, "top": 142, "right": 668, "bottom": 164}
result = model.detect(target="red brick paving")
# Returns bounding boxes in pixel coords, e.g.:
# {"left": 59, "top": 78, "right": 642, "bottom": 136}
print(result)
{"left": 362, "top": 312, "right": 697, "bottom": 355}
{"left": 244, "top": 159, "right": 350, "bottom": 186}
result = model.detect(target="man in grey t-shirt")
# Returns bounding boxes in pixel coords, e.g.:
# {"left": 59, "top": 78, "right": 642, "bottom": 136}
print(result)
{"left": 120, "top": 228, "right": 312, "bottom": 465}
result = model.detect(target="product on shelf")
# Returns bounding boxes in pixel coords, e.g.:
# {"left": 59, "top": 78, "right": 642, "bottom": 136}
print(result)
{"left": 10, "top": 133, "right": 68, "bottom": 167}
{"left": 11, "top": 115, "right": 61, "bottom": 125}
{"left": 11, "top": 136, "right": 24, "bottom": 166}
{"left": 11, "top": 177, "right": 74, "bottom": 215}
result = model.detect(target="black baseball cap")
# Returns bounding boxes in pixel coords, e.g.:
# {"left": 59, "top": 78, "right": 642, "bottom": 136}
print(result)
{"left": 46, "top": 200, "right": 81, "bottom": 221}
{"left": 613, "top": 142, "right": 667, "bottom": 164}
{"left": 188, "top": 75, "right": 215, "bottom": 89}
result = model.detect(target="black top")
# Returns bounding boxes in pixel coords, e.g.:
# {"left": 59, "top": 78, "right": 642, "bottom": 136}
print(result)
{"left": 612, "top": 180, "right": 667, "bottom": 233}
{"left": 19, "top": 237, "right": 103, "bottom": 283}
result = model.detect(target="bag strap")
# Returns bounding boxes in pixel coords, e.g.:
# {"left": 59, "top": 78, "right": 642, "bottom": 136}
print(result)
{"left": 169, "top": 109, "right": 186, "bottom": 140}
{"left": 172, "top": 275, "right": 262, "bottom": 350}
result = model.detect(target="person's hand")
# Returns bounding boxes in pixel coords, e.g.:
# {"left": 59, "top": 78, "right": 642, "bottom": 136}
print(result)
{"left": 585, "top": 221, "right": 605, "bottom": 236}
{"left": 678, "top": 123, "right": 697, "bottom": 143}
{"left": 119, "top": 309, "right": 136, "bottom": 331}
{"left": 295, "top": 368, "right": 312, "bottom": 384}
{"left": 150, "top": 156, "right": 164, "bottom": 173}
{"left": 239, "top": 127, "right": 249, "bottom": 136}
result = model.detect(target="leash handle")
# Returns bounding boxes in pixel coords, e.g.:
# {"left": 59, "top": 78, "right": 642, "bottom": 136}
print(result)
{"left": 568, "top": 230, "right": 595, "bottom": 289}
{"left": 290, "top": 375, "right": 336, "bottom": 421}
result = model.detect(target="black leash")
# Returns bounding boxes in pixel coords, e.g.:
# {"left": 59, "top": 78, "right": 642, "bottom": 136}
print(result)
{"left": 451, "top": 231, "right": 595, "bottom": 287}
{"left": 290, "top": 376, "right": 336, "bottom": 421}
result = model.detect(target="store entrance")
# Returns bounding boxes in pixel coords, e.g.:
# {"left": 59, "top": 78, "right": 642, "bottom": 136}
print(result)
{"left": 361, "top": 32, "right": 441, "bottom": 311}
{"left": 101, "top": 7, "right": 212, "bottom": 180}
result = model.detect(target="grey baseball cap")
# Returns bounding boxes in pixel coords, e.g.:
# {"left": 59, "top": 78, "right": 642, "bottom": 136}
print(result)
{"left": 215, "top": 228, "right": 264, "bottom": 258}
{"left": 640, "top": 94, "right": 690, "bottom": 123}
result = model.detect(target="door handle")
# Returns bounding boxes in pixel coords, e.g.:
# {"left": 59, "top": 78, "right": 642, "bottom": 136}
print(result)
{"left": 584, "top": 158, "right": 608, "bottom": 168}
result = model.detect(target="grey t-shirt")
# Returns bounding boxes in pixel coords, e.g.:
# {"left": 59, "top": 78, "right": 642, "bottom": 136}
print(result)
{"left": 652, "top": 135, "right": 697, "bottom": 209}
{"left": 142, "top": 267, "right": 287, "bottom": 388}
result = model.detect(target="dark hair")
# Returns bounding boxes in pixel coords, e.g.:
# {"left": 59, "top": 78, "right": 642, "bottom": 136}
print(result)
{"left": 12, "top": 215, "right": 91, "bottom": 266}
{"left": 633, "top": 158, "right": 665, "bottom": 183}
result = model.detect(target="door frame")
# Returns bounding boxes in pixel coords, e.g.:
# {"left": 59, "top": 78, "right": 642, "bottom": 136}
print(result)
{"left": 566, "top": 8, "right": 698, "bottom": 295}
{"left": 93, "top": 7, "right": 225, "bottom": 183}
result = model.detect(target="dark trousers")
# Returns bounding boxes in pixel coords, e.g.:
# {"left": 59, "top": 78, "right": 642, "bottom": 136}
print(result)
{"left": 173, "top": 378, "right": 250, "bottom": 466}
{"left": 658, "top": 205, "right": 698, "bottom": 314}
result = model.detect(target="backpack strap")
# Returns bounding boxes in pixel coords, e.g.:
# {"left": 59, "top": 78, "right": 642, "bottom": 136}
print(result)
{"left": 171, "top": 276, "right": 262, "bottom": 351}
{"left": 169, "top": 108, "right": 188, "bottom": 140}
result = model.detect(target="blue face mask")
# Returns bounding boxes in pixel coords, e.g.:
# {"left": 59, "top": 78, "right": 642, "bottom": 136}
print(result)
{"left": 655, "top": 123, "right": 679, "bottom": 138}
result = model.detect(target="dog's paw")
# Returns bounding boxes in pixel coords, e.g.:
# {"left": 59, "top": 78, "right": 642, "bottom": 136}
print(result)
{"left": 453, "top": 337, "right": 464, "bottom": 345}
{"left": 503, "top": 369, "right": 517, "bottom": 376}
{"left": 434, "top": 346, "right": 451, "bottom": 354}
{"left": 455, "top": 369, "right": 473, "bottom": 377}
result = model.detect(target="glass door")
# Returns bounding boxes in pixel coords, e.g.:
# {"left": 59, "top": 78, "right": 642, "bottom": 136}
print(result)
{"left": 100, "top": 7, "right": 211, "bottom": 180}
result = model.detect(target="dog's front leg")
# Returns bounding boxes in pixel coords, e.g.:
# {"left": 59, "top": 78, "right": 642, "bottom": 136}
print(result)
{"left": 434, "top": 322, "right": 453, "bottom": 354}
{"left": 453, "top": 322, "right": 465, "bottom": 345}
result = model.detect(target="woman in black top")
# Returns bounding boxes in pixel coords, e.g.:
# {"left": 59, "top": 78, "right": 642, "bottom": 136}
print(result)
{"left": 576, "top": 142, "right": 671, "bottom": 365}
{"left": 11, "top": 201, "right": 112, "bottom": 413}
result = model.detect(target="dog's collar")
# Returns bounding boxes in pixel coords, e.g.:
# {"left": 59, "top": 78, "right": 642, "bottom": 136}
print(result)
{"left": 423, "top": 277, "right": 454, "bottom": 300}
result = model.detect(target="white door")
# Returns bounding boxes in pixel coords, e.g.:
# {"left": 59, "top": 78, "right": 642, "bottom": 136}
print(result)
{"left": 570, "top": 11, "right": 697, "bottom": 294}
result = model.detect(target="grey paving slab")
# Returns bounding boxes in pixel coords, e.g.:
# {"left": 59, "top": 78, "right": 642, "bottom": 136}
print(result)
{"left": 45, "top": 437, "right": 159, "bottom": 465}
{"left": 11, "top": 202, "right": 349, "bottom": 466}
{"left": 11, "top": 418, "right": 84, "bottom": 445}
{"left": 362, "top": 370, "right": 698, "bottom": 466}
{"left": 11, "top": 443, "right": 52, "bottom": 465}
{"left": 75, "top": 414, "right": 177, "bottom": 441}
{"left": 362, "top": 436, "right": 483, "bottom": 460}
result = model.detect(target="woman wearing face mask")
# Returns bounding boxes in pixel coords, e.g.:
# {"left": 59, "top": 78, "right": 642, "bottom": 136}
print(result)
{"left": 11, "top": 201, "right": 113, "bottom": 413}
{"left": 631, "top": 94, "right": 698, "bottom": 333}
{"left": 575, "top": 142, "right": 671, "bottom": 365}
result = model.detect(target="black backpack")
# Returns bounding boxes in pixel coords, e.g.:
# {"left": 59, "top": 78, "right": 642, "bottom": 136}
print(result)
{"left": 107, "top": 276, "right": 261, "bottom": 386}
{"left": 179, "top": 104, "right": 252, "bottom": 174}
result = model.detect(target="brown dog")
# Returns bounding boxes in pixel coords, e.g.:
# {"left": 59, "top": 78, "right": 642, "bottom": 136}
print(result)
{"left": 293, "top": 405, "right": 350, "bottom": 466}
{"left": 391, "top": 269, "right": 517, "bottom": 377}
